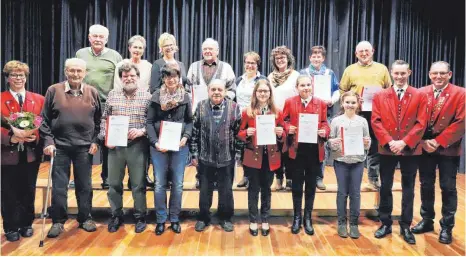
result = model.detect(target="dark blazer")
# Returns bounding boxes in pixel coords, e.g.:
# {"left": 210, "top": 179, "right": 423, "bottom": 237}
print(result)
{"left": 1, "top": 90, "right": 45, "bottom": 165}
{"left": 237, "top": 109, "right": 285, "bottom": 171}
{"left": 418, "top": 84, "right": 465, "bottom": 156}
{"left": 149, "top": 58, "right": 188, "bottom": 94}
{"left": 371, "top": 86, "right": 428, "bottom": 155}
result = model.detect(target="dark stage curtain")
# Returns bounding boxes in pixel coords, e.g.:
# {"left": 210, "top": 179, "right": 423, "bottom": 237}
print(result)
{"left": 1, "top": 0, "right": 464, "bottom": 95}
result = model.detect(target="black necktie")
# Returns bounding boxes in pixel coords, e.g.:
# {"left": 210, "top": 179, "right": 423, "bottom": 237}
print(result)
{"left": 17, "top": 94, "right": 23, "bottom": 108}
{"left": 397, "top": 89, "right": 404, "bottom": 100}
{"left": 302, "top": 100, "right": 307, "bottom": 107}
{"left": 434, "top": 89, "right": 442, "bottom": 99}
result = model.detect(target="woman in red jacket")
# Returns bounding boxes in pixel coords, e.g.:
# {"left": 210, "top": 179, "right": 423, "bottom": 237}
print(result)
{"left": 238, "top": 78, "right": 285, "bottom": 236}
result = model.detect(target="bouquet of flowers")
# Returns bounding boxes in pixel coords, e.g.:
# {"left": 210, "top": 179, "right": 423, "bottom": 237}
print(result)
{"left": 6, "top": 112, "right": 43, "bottom": 151}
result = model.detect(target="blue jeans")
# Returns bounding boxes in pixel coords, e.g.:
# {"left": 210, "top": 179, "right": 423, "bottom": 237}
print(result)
{"left": 150, "top": 145, "right": 189, "bottom": 223}
{"left": 333, "top": 160, "right": 364, "bottom": 224}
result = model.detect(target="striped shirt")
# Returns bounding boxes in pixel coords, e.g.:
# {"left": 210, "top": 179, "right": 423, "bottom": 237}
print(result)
{"left": 98, "top": 88, "right": 151, "bottom": 141}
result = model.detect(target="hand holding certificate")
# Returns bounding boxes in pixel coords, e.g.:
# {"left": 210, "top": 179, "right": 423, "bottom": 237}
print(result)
{"left": 361, "top": 86, "right": 382, "bottom": 111}
{"left": 158, "top": 121, "right": 183, "bottom": 151}
{"left": 341, "top": 126, "right": 364, "bottom": 156}
{"left": 313, "top": 75, "right": 332, "bottom": 101}
{"left": 297, "top": 113, "right": 318, "bottom": 144}
{"left": 255, "top": 114, "right": 276, "bottom": 145}
{"left": 106, "top": 115, "right": 130, "bottom": 147}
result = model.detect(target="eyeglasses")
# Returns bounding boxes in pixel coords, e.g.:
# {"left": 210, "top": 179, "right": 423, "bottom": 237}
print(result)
{"left": 275, "top": 56, "right": 287, "bottom": 61}
{"left": 256, "top": 90, "right": 270, "bottom": 94}
{"left": 9, "top": 74, "right": 26, "bottom": 79}
{"left": 429, "top": 71, "right": 450, "bottom": 76}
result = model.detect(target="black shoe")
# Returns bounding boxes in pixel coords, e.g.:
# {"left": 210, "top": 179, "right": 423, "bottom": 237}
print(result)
{"left": 127, "top": 178, "right": 132, "bottom": 190}
{"left": 411, "top": 219, "right": 434, "bottom": 234}
{"left": 101, "top": 178, "right": 109, "bottom": 189}
{"left": 439, "top": 228, "right": 453, "bottom": 244}
{"left": 19, "top": 226, "right": 33, "bottom": 237}
{"left": 368, "top": 179, "right": 381, "bottom": 190}
{"left": 349, "top": 224, "right": 360, "bottom": 239}
{"left": 69, "top": 180, "right": 75, "bottom": 189}
{"left": 237, "top": 177, "right": 249, "bottom": 188}
{"left": 219, "top": 220, "right": 234, "bottom": 232}
{"left": 285, "top": 179, "right": 292, "bottom": 191}
{"left": 170, "top": 222, "right": 181, "bottom": 234}
{"left": 195, "top": 221, "right": 208, "bottom": 232}
{"left": 135, "top": 219, "right": 147, "bottom": 233}
{"left": 400, "top": 227, "right": 416, "bottom": 244}
{"left": 337, "top": 222, "right": 348, "bottom": 238}
{"left": 195, "top": 179, "right": 200, "bottom": 189}
{"left": 316, "top": 179, "right": 326, "bottom": 190}
{"left": 261, "top": 228, "right": 270, "bottom": 236}
{"left": 146, "top": 175, "right": 155, "bottom": 188}
{"left": 108, "top": 216, "right": 124, "bottom": 233}
{"left": 249, "top": 224, "right": 258, "bottom": 236}
{"left": 5, "top": 231, "right": 20, "bottom": 242}
{"left": 155, "top": 223, "right": 165, "bottom": 235}
{"left": 291, "top": 215, "right": 302, "bottom": 234}
{"left": 374, "top": 225, "right": 392, "bottom": 238}
{"left": 304, "top": 217, "right": 314, "bottom": 235}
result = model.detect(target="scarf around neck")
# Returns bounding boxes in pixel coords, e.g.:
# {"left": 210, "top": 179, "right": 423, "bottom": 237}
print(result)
{"left": 159, "top": 85, "right": 185, "bottom": 111}
{"left": 271, "top": 68, "right": 293, "bottom": 87}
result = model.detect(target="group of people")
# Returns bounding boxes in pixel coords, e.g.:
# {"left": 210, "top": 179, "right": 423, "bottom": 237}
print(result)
{"left": 1, "top": 24, "right": 463, "bottom": 247}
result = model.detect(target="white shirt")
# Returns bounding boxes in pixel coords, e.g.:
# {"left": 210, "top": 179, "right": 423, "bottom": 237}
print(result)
{"left": 271, "top": 70, "right": 300, "bottom": 110}
{"left": 393, "top": 84, "right": 408, "bottom": 100}
{"left": 236, "top": 72, "right": 261, "bottom": 111}
{"left": 9, "top": 89, "right": 26, "bottom": 105}
{"left": 113, "top": 59, "right": 152, "bottom": 91}
{"left": 301, "top": 96, "right": 312, "bottom": 108}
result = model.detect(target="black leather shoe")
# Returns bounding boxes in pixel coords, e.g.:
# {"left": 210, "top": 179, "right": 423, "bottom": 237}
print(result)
{"left": 304, "top": 217, "right": 314, "bottom": 235}
{"left": 135, "top": 219, "right": 147, "bottom": 233}
{"left": 146, "top": 175, "right": 155, "bottom": 188}
{"left": 439, "top": 228, "right": 453, "bottom": 244}
{"left": 237, "top": 177, "right": 249, "bottom": 188}
{"left": 195, "top": 179, "right": 200, "bottom": 189}
{"left": 249, "top": 224, "right": 258, "bottom": 236}
{"left": 195, "top": 221, "right": 208, "bottom": 232}
{"left": 374, "top": 225, "right": 392, "bottom": 238}
{"left": 5, "top": 231, "right": 20, "bottom": 242}
{"left": 400, "top": 227, "right": 416, "bottom": 244}
{"left": 19, "top": 226, "right": 33, "bottom": 237}
{"left": 101, "top": 178, "right": 109, "bottom": 189}
{"left": 411, "top": 219, "right": 434, "bottom": 234}
{"left": 127, "top": 178, "right": 132, "bottom": 190}
{"left": 170, "top": 222, "right": 181, "bottom": 234}
{"left": 155, "top": 223, "right": 165, "bottom": 235}
{"left": 291, "top": 216, "right": 302, "bottom": 234}
{"left": 261, "top": 228, "right": 270, "bottom": 236}
{"left": 108, "top": 216, "right": 124, "bottom": 233}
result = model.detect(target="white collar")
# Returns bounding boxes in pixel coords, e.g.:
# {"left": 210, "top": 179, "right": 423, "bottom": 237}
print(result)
{"left": 433, "top": 83, "right": 449, "bottom": 92}
{"left": 9, "top": 89, "right": 26, "bottom": 98}
{"left": 65, "top": 81, "right": 84, "bottom": 93}
{"left": 301, "top": 96, "right": 312, "bottom": 104}
{"left": 393, "top": 84, "right": 408, "bottom": 92}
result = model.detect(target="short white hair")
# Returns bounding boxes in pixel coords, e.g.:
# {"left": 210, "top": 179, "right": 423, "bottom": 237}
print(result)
{"left": 355, "top": 41, "right": 373, "bottom": 51}
{"left": 202, "top": 38, "right": 219, "bottom": 50}
{"left": 89, "top": 24, "right": 109, "bottom": 37}
{"left": 64, "top": 58, "right": 86, "bottom": 70}
{"left": 208, "top": 79, "right": 226, "bottom": 88}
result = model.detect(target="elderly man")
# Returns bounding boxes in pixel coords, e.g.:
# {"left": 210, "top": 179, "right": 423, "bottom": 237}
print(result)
{"left": 187, "top": 38, "right": 237, "bottom": 188}
{"left": 99, "top": 63, "right": 151, "bottom": 233}
{"left": 339, "top": 41, "right": 392, "bottom": 189}
{"left": 40, "top": 58, "right": 102, "bottom": 238}
{"left": 411, "top": 61, "right": 465, "bottom": 244}
{"left": 190, "top": 79, "right": 241, "bottom": 232}
{"left": 371, "top": 60, "right": 428, "bottom": 244}
{"left": 76, "top": 24, "right": 123, "bottom": 189}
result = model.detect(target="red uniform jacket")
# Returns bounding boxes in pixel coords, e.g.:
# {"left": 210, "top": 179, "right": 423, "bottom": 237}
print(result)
{"left": 418, "top": 84, "right": 465, "bottom": 156}
{"left": 237, "top": 110, "right": 286, "bottom": 171}
{"left": 371, "top": 86, "right": 428, "bottom": 155}
{"left": 282, "top": 95, "right": 329, "bottom": 162}
{"left": 1, "top": 90, "right": 45, "bottom": 165}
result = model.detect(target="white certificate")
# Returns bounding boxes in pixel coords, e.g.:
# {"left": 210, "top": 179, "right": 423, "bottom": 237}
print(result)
{"left": 297, "top": 113, "right": 318, "bottom": 144}
{"left": 313, "top": 75, "right": 331, "bottom": 101}
{"left": 191, "top": 84, "right": 209, "bottom": 113}
{"left": 158, "top": 121, "right": 183, "bottom": 151}
{"left": 106, "top": 115, "right": 129, "bottom": 147}
{"left": 255, "top": 115, "right": 276, "bottom": 146}
{"left": 341, "top": 126, "right": 364, "bottom": 156}
{"left": 361, "top": 86, "right": 382, "bottom": 111}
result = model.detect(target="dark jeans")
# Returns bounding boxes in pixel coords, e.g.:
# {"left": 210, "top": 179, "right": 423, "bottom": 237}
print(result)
{"left": 418, "top": 153, "right": 458, "bottom": 228}
{"left": 291, "top": 150, "right": 320, "bottom": 216}
{"left": 379, "top": 155, "right": 418, "bottom": 229}
{"left": 333, "top": 160, "right": 364, "bottom": 224}
{"left": 318, "top": 143, "right": 330, "bottom": 180}
{"left": 1, "top": 152, "right": 40, "bottom": 232}
{"left": 360, "top": 111, "right": 380, "bottom": 182}
{"left": 275, "top": 152, "right": 292, "bottom": 180}
{"left": 100, "top": 103, "right": 108, "bottom": 181}
{"left": 51, "top": 145, "right": 93, "bottom": 224}
{"left": 198, "top": 162, "right": 234, "bottom": 223}
{"left": 245, "top": 156, "right": 275, "bottom": 223}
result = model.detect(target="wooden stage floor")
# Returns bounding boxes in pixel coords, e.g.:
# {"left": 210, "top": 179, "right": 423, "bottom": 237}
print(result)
{"left": 1, "top": 162, "right": 465, "bottom": 256}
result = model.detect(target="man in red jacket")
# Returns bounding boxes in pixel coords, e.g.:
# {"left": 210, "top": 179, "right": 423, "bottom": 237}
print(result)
{"left": 371, "top": 60, "right": 428, "bottom": 244}
{"left": 411, "top": 61, "right": 465, "bottom": 244}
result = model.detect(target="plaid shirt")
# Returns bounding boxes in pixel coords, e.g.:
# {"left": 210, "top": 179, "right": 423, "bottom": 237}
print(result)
{"left": 98, "top": 88, "right": 152, "bottom": 141}
{"left": 210, "top": 99, "right": 226, "bottom": 123}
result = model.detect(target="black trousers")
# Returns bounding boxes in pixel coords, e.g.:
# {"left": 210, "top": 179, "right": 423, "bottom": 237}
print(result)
{"left": 51, "top": 145, "right": 93, "bottom": 224}
{"left": 198, "top": 162, "right": 234, "bottom": 223}
{"left": 379, "top": 155, "right": 418, "bottom": 229}
{"left": 418, "top": 152, "right": 458, "bottom": 228}
{"left": 245, "top": 155, "right": 275, "bottom": 223}
{"left": 360, "top": 111, "right": 380, "bottom": 181}
{"left": 275, "top": 152, "right": 292, "bottom": 180}
{"left": 1, "top": 152, "right": 40, "bottom": 232}
{"left": 291, "top": 149, "right": 320, "bottom": 216}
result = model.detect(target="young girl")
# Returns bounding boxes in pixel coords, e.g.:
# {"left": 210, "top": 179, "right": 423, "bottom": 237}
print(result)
{"left": 237, "top": 78, "right": 285, "bottom": 236}
{"left": 328, "top": 91, "right": 371, "bottom": 239}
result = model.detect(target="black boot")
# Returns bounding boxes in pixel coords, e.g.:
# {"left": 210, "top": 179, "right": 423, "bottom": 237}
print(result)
{"left": 291, "top": 214, "right": 302, "bottom": 234}
{"left": 304, "top": 211, "right": 314, "bottom": 235}
{"left": 337, "top": 217, "right": 348, "bottom": 238}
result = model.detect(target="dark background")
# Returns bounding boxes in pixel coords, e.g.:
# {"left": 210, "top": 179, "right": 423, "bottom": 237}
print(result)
{"left": 1, "top": 0, "right": 465, "bottom": 94}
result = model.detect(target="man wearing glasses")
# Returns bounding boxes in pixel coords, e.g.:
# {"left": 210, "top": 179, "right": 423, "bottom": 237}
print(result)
{"left": 76, "top": 24, "right": 123, "bottom": 189}
{"left": 411, "top": 61, "right": 465, "bottom": 244}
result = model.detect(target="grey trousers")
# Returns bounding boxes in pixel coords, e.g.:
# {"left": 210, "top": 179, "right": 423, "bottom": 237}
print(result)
{"left": 107, "top": 138, "right": 149, "bottom": 219}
